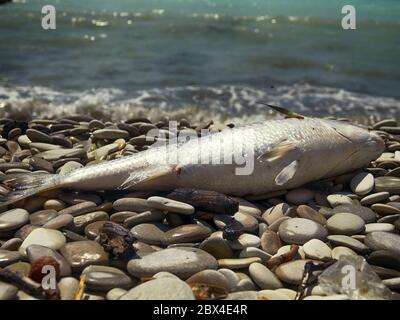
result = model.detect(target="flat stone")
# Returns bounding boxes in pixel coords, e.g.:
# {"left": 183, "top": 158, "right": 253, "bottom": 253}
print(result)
{"left": 19, "top": 228, "right": 66, "bottom": 256}
{"left": 382, "top": 277, "right": 400, "bottom": 290}
{"left": 262, "top": 203, "right": 290, "bottom": 225}
{"left": 327, "top": 194, "right": 353, "bottom": 207}
{"left": 275, "top": 245, "right": 306, "bottom": 259}
{"left": 0, "top": 281, "right": 18, "bottom": 300}
{"left": 365, "top": 223, "right": 395, "bottom": 233}
{"left": 374, "top": 176, "right": 400, "bottom": 194}
{"left": 127, "top": 247, "right": 218, "bottom": 279}
{"left": 5, "top": 262, "right": 31, "bottom": 276}
{"left": 110, "top": 211, "right": 138, "bottom": 223}
{"left": 278, "top": 218, "right": 328, "bottom": 245}
{"left": 326, "top": 213, "right": 365, "bottom": 235}
{"left": 58, "top": 201, "right": 97, "bottom": 217}
{"left": 130, "top": 223, "right": 169, "bottom": 246}
{"left": 120, "top": 277, "right": 195, "bottom": 300}
{"left": 377, "top": 214, "right": 400, "bottom": 224}
{"left": 360, "top": 192, "right": 390, "bottom": 206}
{"left": 217, "top": 257, "right": 261, "bottom": 269}
{"left": 331, "top": 246, "right": 357, "bottom": 260}
{"left": 350, "top": 172, "right": 374, "bottom": 196}
{"left": 186, "top": 270, "right": 230, "bottom": 292}
{"left": 0, "top": 249, "right": 21, "bottom": 267}
{"left": 364, "top": 232, "right": 400, "bottom": 255}
{"left": 327, "top": 235, "right": 369, "bottom": 253}
{"left": 164, "top": 224, "right": 212, "bottom": 245}
{"left": 228, "top": 233, "right": 261, "bottom": 250}
{"left": 275, "top": 259, "right": 320, "bottom": 285}
{"left": 123, "top": 209, "right": 164, "bottom": 228}
{"left": 224, "top": 291, "right": 258, "bottom": 300}
{"left": 257, "top": 290, "right": 291, "bottom": 300}
{"left": 26, "top": 244, "right": 71, "bottom": 277}
{"left": 106, "top": 288, "right": 128, "bottom": 300}
{"left": 43, "top": 213, "right": 74, "bottom": 230}
{"left": 199, "top": 237, "right": 234, "bottom": 259}
{"left": 214, "top": 212, "right": 258, "bottom": 233}
{"left": 239, "top": 247, "right": 272, "bottom": 263}
{"left": 58, "top": 192, "right": 102, "bottom": 205}
{"left": 58, "top": 277, "right": 79, "bottom": 300}
{"left": 70, "top": 211, "right": 108, "bottom": 232}
{"left": 285, "top": 188, "right": 314, "bottom": 205}
{"left": 260, "top": 230, "right": 281, "bottom": 255}
{"left": 248, "top": 262, "right": 283, "bottom": 289}
{"left": 0, "top": 209, "right": 29, "bottom": 232}
{"left": 268, "top": 216, "right": 291, "bottom": 232}
{"left": 92, "top": 129, "right": 129, "bottom": 139}
{"left": 43, "top": 199, "right": 66, "bottom": 211}
{"left": 58, "top": 161, "right": 84, "bottom": 175}
{"left": 113, "top": 197, "right": 150, "bottom": 212}
{"left": 332, "top": 204, "right": 376, "bottom": 223}
{"left": 296, "top": 205, "right": 327, "bottom": 225}
{"left": 1, "top": 238, "right": 22, "bottom": 251}
{"left": 83, "top": 265, "right": 133, "bottom": 291}
{"left": 371, "top": 203, "right": 400, "bottom": 216}
{"left": 30, "top": 209, "right": 58, "bottom": 226}
{"left": 367, "top": 250, "right": 400, "bottom": 270}
{"left": 302, "top": 239, "right": 332, "bottom": 261}
{"left": 60, "top": 240, "right": 109, "bottom": 272}
{"left": 237, "top": 199, "right": 262, "bottom": 217}
{"left": 147, "top": 196, "right": 195, "bottom": 215}
{"left": 218, "top": 269, "right": 240, "bottom": 292}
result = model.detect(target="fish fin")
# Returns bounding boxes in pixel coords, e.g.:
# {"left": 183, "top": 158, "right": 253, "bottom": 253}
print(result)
{"left": 258, "top": 141, "right": 298, "bottom": 162}
{"left": 259, "top": 103, "right": 305, "bottom": 119}
{"left": 275, "top": 160, "right": 299, "bottom": 186}
{"left": 0, "top": 173, "right": 61, "bottom": 206}
{"left": 118, "top": 165, "right": 175, "bottom": 190}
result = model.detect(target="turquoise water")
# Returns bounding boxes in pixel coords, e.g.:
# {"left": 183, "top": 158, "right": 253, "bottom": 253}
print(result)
{"left": 0, "top": 0, "right": 399, "bottom": 118}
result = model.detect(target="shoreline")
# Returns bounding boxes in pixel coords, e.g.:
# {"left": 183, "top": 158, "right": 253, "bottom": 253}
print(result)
{"left": 0, "top": 114, "right": 399, "bottom": 300}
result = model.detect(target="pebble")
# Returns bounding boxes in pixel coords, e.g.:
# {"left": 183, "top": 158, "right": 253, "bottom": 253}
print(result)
{"left": 275, "top": 260, "right": 320, "bottom": 285}
{"left": 278, "top": 218, "right": 328, "bottom": 245}
{"left": 327, "top": 235, "right": 369, "bottom": 253}
{"left": 120, "top": 277, "right": 195, "bottom": 300}
{"left": 58, "top": 277, "right": 79, "bottom": 300}
{"left": 0, "top": 281, "right": 18, "bottom": 300}
{"left": 302, "top": 239, "right": 332, "bottom": 261}
{"left": 218, "top": 269, "right": 240, "bottom": 292}
{"left": 58, "top": 201, "right": 97, "bottom": 217}
{"left": 19, "top": 228, "right": 66, "bottom": 256}
{"left": 106, "top": 288, "right": 128, "bottom": 300}
{"left": 268, "top": 216, "right": 291, "bottom": 232}
{"left": 29, "top": 209, "right": 58, "bottom": 226}
{"left": 227, "top": 233, "right": 261, "bottom": 250}
{"left": 374, "top": 176, "right": 400, "bottom": 194}
{"left": 83, "top": 265, "right": 133, "bottom": 291}
{"left": 43, "top": 213, "right": 74, "bottom": 229}
{"left": 365, "top": 223, "right": 395, "bottom": 233}
{"left": 326, "top": 213, "right": 365, "bottom": 235}
{"left": 186, "top": 270, "right": 230, "bottom": 292}
{"left": 248, "top": 262, "right": 283, "bottom": 289}
{"left": 26, "top": 244, "right": 71, "bottom": 277}
{"left": 1, "top": 238, "right": 22, "bottom": 251}
{"left": 199, "top": 237, "right": 234, "bottom": 259}
{"left": 218, "top": 257, "right": 262, "bottom": 269}
{"left": 164, "top": 224, "right": 212, "bottom": 245}
{"left": 224, "top": 291, "right": 258, "bottom": 300}
{"left": 112, "top": 197, "right": 150, "bottom": 212}
{"left": 367, "top": 250, "right": 400, "bottom": 270}
{"left": 43, "top": 199, "right": 66, "bottom": 211}
{"left": 364, "top": 232, "right": 400, "bottom": 255}
{"left": 237, "top": 199, "right": 262, "bottom": 217}
{"left": 350, "top": 172, "right": 374, "bottom": 195}
{"left": 60, "top": 240, "right": 109, "bottom": 272}
{"left": 331, "top": 246, "right": 357, "bottom": 260}
{"left": 260, "top": 230, "right": 282, "bottom": 255}
{"left": 5, "top": 262, "right": 31, "bottom": 276}
{"left": 147, "top": 196, "right": 195, "bottom": 215}
{"left": 0, "top": 249, "right": 21, "bottom": 267}
{"left": 71, "top": 211, "right": 109, "bottom": 232}
{"left": 123, "top": 209, "right": 164, "bottom": 228}
{"left": 262, "top": 203, "right": 290, "bottom": 225}
{"left": 371, "top": 203, "right": 400, "bottom": 216}
{"left": 360, "top": 192, "right": 390, "bottom": 206}
{"left": 327, "top": 194, "right": 353, "bottom": 207}
{"left": 296, "top": 205, "right": 327, "bottom": 225}
{"left": 0, "top": 208, "right": 29, "bottom": 232}
{"left": 257, "top": 290, "right": 291, "bottom": 300}
{"left": 92, "top": 129, "right": 129, "bottom": 140}
{"left": 130, "top": 223, "right": 169, "bottom": 246}
{"left": 382, "top": 277, "right": 400, "bottom": 290}
{"left": 127, "top": 247, "right": 218, "bottom": 279}
{"left": 285, "top": 188, "right": 314, "bottom": 205}
{"left": 239, "top": 247, "right": 272, "bottom": 263}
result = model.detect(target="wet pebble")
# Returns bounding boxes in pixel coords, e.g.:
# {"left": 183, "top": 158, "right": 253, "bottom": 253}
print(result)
{"left": 350, "top": 172, "right": 374, "bottom": 195}
{"left": 0, "top": 209, "right": 29, "bottom": 232}
{"left": 147, "top": 196, "right": 195, "bottom": 215}
{"left": 360, "top": 192, "right": 390, "bottom": 206}
{"left": 83, "top": 265, "right": 133, "bottom": 291}
{"left": 26, "top": 244, "right": 71, "bottom": 276}
{"left": 326, "top": 213, "right": 365, "bottom": 235}
{"left": 278, "top": 218, "right": 328, "bottom": 245}
{"left": 19, "top": 228, "right": 66, "bottom": 256}
{"left": 0, "top": 249, "right": 21, "bottom": 267}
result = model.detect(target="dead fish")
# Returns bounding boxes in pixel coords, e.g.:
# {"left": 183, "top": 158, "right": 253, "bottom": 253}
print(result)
{"left": 1, "top": 110, "right": 384, "bottom": 204}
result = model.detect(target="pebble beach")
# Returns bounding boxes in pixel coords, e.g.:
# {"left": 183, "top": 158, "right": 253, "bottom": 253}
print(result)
{"left": 0, "top": 114, "right": 399, "bottom": 300}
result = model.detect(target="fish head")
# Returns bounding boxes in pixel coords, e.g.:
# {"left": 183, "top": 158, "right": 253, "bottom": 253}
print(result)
{"left": 328, "top": 120, "right": 385, "bottom": 166}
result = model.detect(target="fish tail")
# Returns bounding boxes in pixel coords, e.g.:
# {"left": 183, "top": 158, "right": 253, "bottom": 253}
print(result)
{"left": 0, "top": 173, "right": 63, "bottom": 206}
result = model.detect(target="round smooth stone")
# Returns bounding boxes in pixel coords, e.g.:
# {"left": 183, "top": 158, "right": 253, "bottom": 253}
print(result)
{"left": 58, "top": 201, "right": 97, "bottom": 217}
{"left": 110, "top": 211, "right": 138, "bottom": 223}
{"left": 367, "top": 250, "right": 400, "bottom": 270}
{"left": 374, "top": 176, "right": 400, "bottom": 194}
{"left": 127, "top": 247, "right": 218, "bottom": 279}
{"left": 233, "top": 212, "right": 258, "bottom": 232}
{"left": 364, "top": 232, "right": 400, "bottom": 255}
{"left": 92, "top": 129, "right": 129, "bottom": 139}
{"left": 70, "top": 211, "right": 109, "bottom": 232}
{"left": 382, "top": 278, "right": 400, "bottom": 290}
{"left": 30, "top": 209, "right": 58, "bottom": 226}
{"left": 84, "top": 221, "right": 107, "bottom": 239}
{"left": 123, "top": 209, "right": 164, "bottom": 228}
{"left": 26, "top": 244, "right": 71, "bottom": 277}
{"left": 14, "top": 225, "right": 39, "bottom": 240}
{"left": 58, "top": 277, "right": 79, "bottom": 300}
{"left": 82, "top": 266, "right": 133, "bottom": 291}
{"left": 106, "top": 288, "right": 128, "bottom": 301}
{"left": 239, "top": 247, "right": 272, "bottom": 263}
{"left": 58, "top": 161, "right": 84, "bottom": 175}
{"left": 326, "top": 213, "right": 365, "bottom": 235}
{"left": 285, "top": 188, "right": 314, "bottom": 205}
{"left": 262, "top": 203, "right": 290, "bottom": 225}
{"left": 248, "top": 262, "right": 283, "bottom": 289}
{"left": 257, "top": 290, "right": 290, "bottom": 300}
{"left": 302, "top": 239, "right": 332, "bottom": 261}
{"left": 365, "top": 223, "right": 395, "bottom": 233}
{"left": 43, "top": 214, "right": 74, "bottom": 230}
{"left": 43, "top": 199, "right": 66, "bottom": 211}
{"left": 186, "top": 270, "right": 230, "bottom": 292}
{"left": 371, "top": 203, "right": 400, "bottom": 216}
{"left": 164, "top": 224, "right": 212, "bottom": 245}
{"left": 120, "top": 277, "right": 195, "bottom": 300}
{"left": 273, "top": 288, "right": 297, "bottom": 300}
{"left": 360, "top": 192, "right": 390, "bottom": 206}
{"left": 1, "top": 238, "right": 23, "bottom": 251}
{"left": 147, "top": 196, "right": 195, "bottom": 215}
{"left": 0, "top": 281, "right": 18, "bottom": 300}
{"left": 0, "top": 249, "right": 21, "bottom": 267}
{"left": 130, "top": 223, "right": 169, "bottom": 246}
{"left": 260, "top": 230, "right": 281, "bottom": 255}
{"left": 5, "top": 262, "right": 31, "bottom": 276}
{"left": 60, "top": 240, "right": 109, "bottom": 272}
{"left": 268, "top": 216, "right": 291, "bottom": 232}
{"left": 228, "top": 233, "right": 261, "bottom": 250}
{"left": 237, "top": 199, "right": 262, "bottom": 217}
{"left": 0, "top": 209, "right": 29, "bottom": 232}
{"left": 278, "top": 218, "right": 328, "bottom": 245}
{"left": 217, "top": 257, "right": 261, "bottom": 269}
{"left": 377, "top": 214, "right": 400, "bottom": 224}
{"left": 218, "top": 269, "right": 240, "bottom": 292}
{"left": 327, "top": 235, "right": 369, "bottom": 253}
{"left": 224, "top": 291, "right": 258, "bottom": 300}
{"left": 199, "top": 237, "right": 234, "bottom": 259}
{"left": 296, "top": 205, "right": 327, "bottom": 225}
{"left": 327, "top": 194, "right": 353, "bottom": 207}
{"left": 113, "top": 198, "right": 150, "bottom": 213}
{"left": 332, "top": 204, "right": 376, "bottom": 223}
{"left": 275, "top": 245, "right": 306, "bottom": 260}
{"left": 19, "top": 228, "right": 66, "bottom": 256}
{"left": 275, "top": 260, "right": 320, "bottom": 285}
{"left": 331, "top": 246, "right": 357, "bottom": 260}
{"left": 350, "top": 172, "right": 374, "bottom": 196}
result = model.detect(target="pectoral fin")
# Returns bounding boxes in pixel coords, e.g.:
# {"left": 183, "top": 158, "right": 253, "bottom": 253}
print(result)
{"left": 275, "top": 160, "right": 299, "bottom": 186}
{"left": 258, "top": 141, "right": 298, "bottom": 163}
{"left": 118, "top": 165, "right": 175, "bottom": 190}
{"left": 259, "top": 103, "right": 305, "bottom": 119}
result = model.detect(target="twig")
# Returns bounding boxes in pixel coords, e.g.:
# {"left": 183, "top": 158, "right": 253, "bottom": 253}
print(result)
{"left": 265, "top": 244, "right": 299, "bottom": 271}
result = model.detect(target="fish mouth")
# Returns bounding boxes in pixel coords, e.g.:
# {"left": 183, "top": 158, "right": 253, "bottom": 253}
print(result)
{"left": 368, "top": 131, "right": 385, "bottom": 154}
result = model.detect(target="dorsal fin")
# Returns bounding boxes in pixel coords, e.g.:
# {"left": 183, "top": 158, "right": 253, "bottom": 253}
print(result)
{"left": 259, "top": 103, "right": 305, "bottom": 119}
